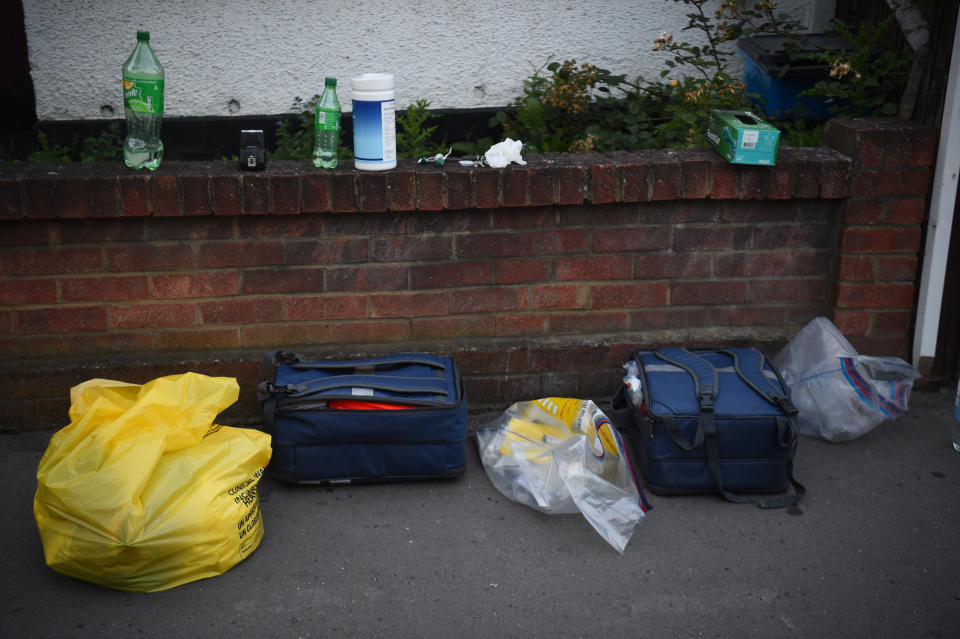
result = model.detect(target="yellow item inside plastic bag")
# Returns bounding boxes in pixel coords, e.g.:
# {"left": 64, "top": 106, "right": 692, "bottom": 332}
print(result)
{"left": 34, "top": 373, "right": 272, "bottom": 593}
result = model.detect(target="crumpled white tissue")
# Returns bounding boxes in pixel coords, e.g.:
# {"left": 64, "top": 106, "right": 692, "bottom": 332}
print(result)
{"left": 484, "top": 138, "right": 527, "bottom": 168}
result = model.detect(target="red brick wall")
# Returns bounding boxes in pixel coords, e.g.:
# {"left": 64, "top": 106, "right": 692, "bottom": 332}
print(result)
{"left": 0, "top": 118, "right": 935, "bottom": 431}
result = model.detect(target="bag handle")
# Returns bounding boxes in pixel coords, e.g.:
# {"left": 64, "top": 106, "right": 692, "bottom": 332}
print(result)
{"left": 266, "top": 374, "right": 449, "bottom": 399}
{"left": 722, "top": 348, "right": 799, "bottom": 447}
{"left": 273, "top": 352, "right": 447, "bottom": 373}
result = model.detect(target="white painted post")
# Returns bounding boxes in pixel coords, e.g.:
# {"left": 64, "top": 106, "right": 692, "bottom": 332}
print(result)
{"left": 913, "top": 11, "right": 960, "bottom": 371}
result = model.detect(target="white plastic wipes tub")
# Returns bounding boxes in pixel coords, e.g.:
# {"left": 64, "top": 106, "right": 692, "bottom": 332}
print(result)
{"left": 352, "top": 73, "right": 396, "bottom": 171}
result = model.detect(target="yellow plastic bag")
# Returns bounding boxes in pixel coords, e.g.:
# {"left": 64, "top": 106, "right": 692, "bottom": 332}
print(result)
{"left": 34, "top": 373, "right": 271, "bottom": 593}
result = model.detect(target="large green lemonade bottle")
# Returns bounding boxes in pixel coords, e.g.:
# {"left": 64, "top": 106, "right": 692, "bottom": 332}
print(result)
{"left": 122, "top": 31, "right": 164, "bottom": 170}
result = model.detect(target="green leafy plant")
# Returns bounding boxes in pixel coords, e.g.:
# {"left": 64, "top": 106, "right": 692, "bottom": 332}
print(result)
{"left": 79, "top": 122, "right": 123, "bottom": 162}
{"left": 396, "top": 99, "right": 445, "bottom": 159}
{"left": 271, "top": 94, "right": 319, "bottom": 160}
{"left": 796, "top": 16, "right": 913, "bottom": 117}
{"left": 27, "top": 131, "right": 71, "bottom": 163}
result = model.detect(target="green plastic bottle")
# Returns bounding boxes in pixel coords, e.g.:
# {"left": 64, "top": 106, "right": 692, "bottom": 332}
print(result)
{"left": 313, "top": 77, "right": 341, "bottom": 169}
{"left": 122, "top": 31, "right": 164, "bottom": 170}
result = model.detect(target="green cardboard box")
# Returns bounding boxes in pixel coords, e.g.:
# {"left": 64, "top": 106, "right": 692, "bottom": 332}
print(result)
{"left": 707, "top": 109, "right": 781, "bottom": 166}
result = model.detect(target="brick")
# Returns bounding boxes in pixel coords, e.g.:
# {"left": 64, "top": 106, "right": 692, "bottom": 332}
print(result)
{"left": 18, "top": 306, "right": 107, "bottom": 333}
{"left": 530, "top": 345, "right": 607, "bottom": 372}
{"left": 327, "top": 265, "right": 409, "bottom": 291}
{"left": 679, "top": 151, "right": 712, "bottom": 200}
{"left": 417, "top": 169, "right": 444, "bottom": 211}
{"left": 872, "top": 309, "right": 913, "bottom": 334}
{"left": 198, "top": 241, "right": 284, "bottom": 268}
{"left": 851, "top": 168, "right": 930, "bottom": 197}
{"left": 88, "top": 177, "right": 119, "bottom": 217}
{"left": 331, "top": 172, "right": 358, "bottom": 212}
{"left": 369, "top": 292, "right": 447, "bottom": 318}
{"left": 590, "top": 162, "right": 617, "bottom": 204}
{"left": 271, "top": 171, "right": 301, "bottom": 214}
{"left": 240, "top": 267, "right": 325, "bottom": 295}
{"left": 709, "top": 161, "right": 737, "bottom": 199}
{"left": 848, "top": 335, "right": 909, "bottom": 358}
{"left": 150, "top": 174, "right": 180, "bottom": 216}
{"left": 754, "top": 223, "right": 833, "bottom": 250}
{"left": 326, "top": 320, "right": 410, "bottom": 344}
{"left": 286, "top": 238, "right": 367, "bottom": 265}
{"left": 835, "top": 283, "right": 915, "bottom": 308}
{"left": 496, "top": 314, "right": 549, "bottom": 335}
{"left": 446, "top": 287, "right": 527, "bottom": 313}
{"left": 621, "top": 161, "right": 651, "bottom": 202}
{"left": 495, "top": 259, "right": 550, "bottom": 284}
{"left": 674, "top": 226, "right": 735, "bottom": 251}
{"left": 61, "top": 276, "right": 150, "bottom": 302}
{"left": 502, "top": 168, "right": 527, "bottom": 207}
{"left": 198, "top": 298, "right": 283, "bottom": 324}
{"left": 0, "top": 279, "right": 57, "bottom": 305}
{"left": 535, "top": 229, "right": 589, "bottom": 254}
{"left": 672, "top": 281, "right": 749, "bottom": 305}
{"left": 591, "top": 282, "right": 669, "bottom": 308}
{"left": 878, "top": 256, "right": 919, "bottom": 282}
{"left": 243, "top": 323, "right": 330, "bottom": 348}
{"left": 154, "top": 328, "right": 241, "bottom": 352}
{"left": 532, "top": 284, "right": 589, "bottom": 309}
{"left": 750, "top": 278, "right": 827, "bottom": 303}
{"left": 820, "top": 157, "right": 850, "bottom": 198}
{"left": 712, "top": 306, "right": 787, "bottom": 326}
{"left": 410, "top": 262, "right": 490, "bottom": 289}
{"left": 388, "top": 170, "right": 417, "bottom": 211}
{"left": 766, "top": 163, "right": 792, "bottom": 200}
{"left": 832, "top": 310, "right": 871, "bottom": 335}
{"left": 212, "top": 175, "right": 242, "bottom": 215}
{"left": 475, "top": 170, "right": 500, "bottom": 208}
{"left": 443, "top": 167, "right": 472, "bottom": 210}
{"left": 840, "top": 228, "right": 922, "bottom": 254}
{"left": 287, "top": 295, "right": 368, "bottom": 320}
{"left": 152, "top": 272, "right": 240, "bottom": 298}
{"left": 457, "top": 231, "right": 532, "bottom": 258}
{"left": 886, "top": 198, "right": 926, "bottom": 224}
{"left": 528, "top": 164, "right": 555, "bottom": 206}
{"left": 8, "top": 248, "right": 104, "bottom": 276}
{"left": 0, "top": 178, "right": 23, "bottom": 219}
{"left": 301, "top": 172, "right": 330, "bottom": 213}
{"left": 557, "top": 165, "right": 585, "bottom": 205}
{"left": 551, "top": 311, "right": 629, "bottom": 334}
{"left": 25, "top": 178, "right": 56, "bottom": 218}
{"left": 181, "top": 174, "right": 212, "bottom": 215}
{"left": 108, "top": 245, "right": 194, "bottom": 272}
{"left": 56, "top": 178, "right": 88, "bottom": 218}
{"left": 372, "top": 235, "right": 451, "bottom": 262}
{"left": 359, "top": 172, "right": 388, "bottom": 212}
{"left": 492, "top": 208, "right": 556, "bottom": 229}
{"left": 838, "top": 256, "right": 875, "bottom": 281}
{"left": 242, "top": 172, "right": 270, "bottom": 214}
{"left": 554, "top": 256, "right": 632, "bottom": 281}
{"left": 737, "top": 166, "right": 765, "bottom": 200}
{"left": 844, "top": 199, "right": 885, "bottom": 224}
{"left": 649, "top": 151, "right": 681, "bottom": 201}
{"left": 787, "top": 149, "right": 821, "bottom": 198}
{"left": 637, "top": 254, "right": 712, "bottom": 279}
{"left": 595, "top": 226, "right": 672, "bottom": 252}
{"left": 412, "top": 316, "right": 495, "bottom": 339}
{"left": 117, "top": 175, "right": 150, "bottom": 217}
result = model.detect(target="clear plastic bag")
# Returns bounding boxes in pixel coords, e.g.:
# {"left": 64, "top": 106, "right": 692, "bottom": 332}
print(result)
{"left": 476, "top": 398, "right": 648, "bottom": 553}
{"left": 773, "top": 317, "right": 921, "bottom": 442}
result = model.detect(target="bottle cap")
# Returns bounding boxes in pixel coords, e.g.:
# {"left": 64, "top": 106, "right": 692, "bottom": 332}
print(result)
{"left": 137, "top": 31, "right": 150, "bottom": 41}
{"left": 325, "top": 77, "right": 337, "bottom": 87}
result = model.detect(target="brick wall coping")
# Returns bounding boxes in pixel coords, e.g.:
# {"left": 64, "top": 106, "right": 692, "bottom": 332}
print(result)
{"left": 0, "top": 146, "right": 856, "bottom": 221}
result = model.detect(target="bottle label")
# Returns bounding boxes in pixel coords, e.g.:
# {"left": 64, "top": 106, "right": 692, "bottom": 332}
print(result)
{"left": 123, "top": 76, "right": 164, "bottom": 114}
{"left": 316, "top": 109, "right": 340, "bottom": 131}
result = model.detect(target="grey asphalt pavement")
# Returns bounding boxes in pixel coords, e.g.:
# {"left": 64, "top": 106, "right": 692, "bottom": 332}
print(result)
{"left": 2, "top": 390, "right": 959, "bottom": 638}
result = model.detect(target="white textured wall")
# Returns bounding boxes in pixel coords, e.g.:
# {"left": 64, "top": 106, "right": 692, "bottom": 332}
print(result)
{"left": 23, "top": 0, "right": 830, "bottom": 120}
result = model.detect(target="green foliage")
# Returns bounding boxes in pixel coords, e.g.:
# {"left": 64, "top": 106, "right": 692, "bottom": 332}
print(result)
{"left": 271, "top": 94, "right": 319, "bottom": 161}
{"left": 396, "top": 99, "right": 445, "bottom": 159}
{"left": 796, "top": 16, "right": 912, "bottom": 117}
{"left": 79, "top": 122, "right": 123, "bottom": 162}
{"left": 492, "top": 0, "right": 911, "bottom": 152}
{"left": 27, "top": 131, "right": 71, "bottom": 163}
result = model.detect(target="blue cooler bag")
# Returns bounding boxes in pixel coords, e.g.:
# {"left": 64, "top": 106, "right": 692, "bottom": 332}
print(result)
{"left": 258, "top": 352, "right": 467, "bottom": 483}
{"left": 612, "top": 347, "right": 803, "bottom": 508}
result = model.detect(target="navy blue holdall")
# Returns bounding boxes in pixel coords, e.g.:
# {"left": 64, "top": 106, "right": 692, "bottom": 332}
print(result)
{"left": 611, "top": 347, "right": 804, "bottom": 508}
{"left": 258, "top": 352, "right": 468, "bottom": 484}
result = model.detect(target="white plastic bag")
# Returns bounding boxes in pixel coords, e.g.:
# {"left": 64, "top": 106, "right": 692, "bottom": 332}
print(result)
{"left": 773, "top": 317, "right": 921, "bottom": 441}
{"left": 476, "top": 398, "right": 647, "bottom": 553}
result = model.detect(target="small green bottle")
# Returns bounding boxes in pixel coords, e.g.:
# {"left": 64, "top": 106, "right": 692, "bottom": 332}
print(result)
{"left": 122, "top": 31, "right": 164, "bottom": 170}
{"left": 313, "top": 77, "right": 341, "bottom": 169}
